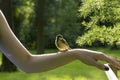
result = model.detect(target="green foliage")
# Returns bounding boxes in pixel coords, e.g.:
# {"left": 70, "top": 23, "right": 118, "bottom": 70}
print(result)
{"left": 12, "top": 0, "right": 120, "bottom": 49}
{"left": 76, "top": 0, "right": 120, "bottom": 48}
{"left": 13, "top": 0, "right": 82, "bottom": 49}
{"left": 77, "top": 25, "right": 120, "bottom": 47}
{"left": 44, "top": 0, "right": 81, "bottom": 48}
{"left": 13, "top": 0, "right": 35, "bottom": 49}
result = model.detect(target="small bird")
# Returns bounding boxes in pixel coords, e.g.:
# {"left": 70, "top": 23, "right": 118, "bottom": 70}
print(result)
{"left": 55, "top": 34, "right": 71, "bottom": 52}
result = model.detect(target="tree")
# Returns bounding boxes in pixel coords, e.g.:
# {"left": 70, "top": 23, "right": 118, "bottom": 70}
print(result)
{"left": 0, "top": 0, "right": 17, "bottom": 72}
{"left": 35, "top": 0, "right": 45, "bottom": 54}
{"left": 44, "top": 0, "right": 81, "bottom": 48}
{"left": 12, "top": 0, "right": 82, "bottom": 49}
{"left": 76, "top": 0, "right": 120, "bottom": 48}
{"left": 13, "top": 0, "right": 35, "bottom": 49}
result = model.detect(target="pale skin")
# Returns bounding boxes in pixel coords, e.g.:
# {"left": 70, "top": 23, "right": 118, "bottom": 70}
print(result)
{"left": 0, "top": 10, "right": 120, "bottom": 73}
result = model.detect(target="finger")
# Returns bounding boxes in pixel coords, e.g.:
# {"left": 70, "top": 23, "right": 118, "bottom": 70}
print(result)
{"left": 104, "top": 57, "right": 120, "bottom": 69}
{"left": 94, "top": 54, "right": 120, "bottom": 69}
{"left": 108, "top": 57, "right": 120, "bottom": 70}
{"left": 88, "top": 59, "right": 109, "bottom": 71}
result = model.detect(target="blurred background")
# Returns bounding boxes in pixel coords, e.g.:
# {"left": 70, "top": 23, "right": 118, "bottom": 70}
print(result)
{"left": 0, "top": 0, "right": 120, "bottom": 80}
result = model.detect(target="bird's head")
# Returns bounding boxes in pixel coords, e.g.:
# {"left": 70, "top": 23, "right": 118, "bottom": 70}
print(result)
{"left": 56, "top": 34, "right": 63, "bottom": 39}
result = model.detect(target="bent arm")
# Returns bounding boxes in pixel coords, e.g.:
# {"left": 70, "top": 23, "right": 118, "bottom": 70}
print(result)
{"left": 0, "top": 10, "right": 120, "bottom": 73}
{"left": 0, "top": 10, "right": 76, "bottom": 73}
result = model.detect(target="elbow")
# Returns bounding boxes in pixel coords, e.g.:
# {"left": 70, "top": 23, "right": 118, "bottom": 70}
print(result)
{"left": 21, "top": 70, "right": 32, "bottom": 73}
{"left": 18, "top": 63, "right": 37, "bottom": 73}
{"left": 14, "top": 56, "right": 36, "bottom": 73}
{"left": 16, "top": 57, "right": 40, "bottom": 73}
{"left": 19, "top": 64, "right": 51, "bottom": 73}
{"left": 24, "top": 70, "right": 37, "bottom": 73}
{"left": 18, "top": 65, "right": 39, "bottom": 73}
{"left": 21, "top": 68, "right": 34, "bottom": 73}
{"left": 15, "top": 55, "right": 51, "bottom": 73}
{"left": 19, "top": 66, "right": 45, "bottom": 73}
{"left": 17, "top": 65, "right": 34, "bottom": 73}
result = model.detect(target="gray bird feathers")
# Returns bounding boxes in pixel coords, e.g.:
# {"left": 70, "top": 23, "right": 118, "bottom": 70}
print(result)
{"left": 55, "top": 34, "right": 71, "bottom": 51}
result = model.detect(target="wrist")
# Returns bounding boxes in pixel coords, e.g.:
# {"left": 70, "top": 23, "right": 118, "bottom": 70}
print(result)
{"left": 67, "top": 49, "right": 83, "bottom": 60}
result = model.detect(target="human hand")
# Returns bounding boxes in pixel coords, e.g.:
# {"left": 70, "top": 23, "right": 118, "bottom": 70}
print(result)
{"left": 73, "top": 49, "right": 120, "bottom": 71}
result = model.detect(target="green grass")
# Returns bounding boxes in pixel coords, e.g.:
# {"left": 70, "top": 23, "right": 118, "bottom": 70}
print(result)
{"left": 0, "top": 48, "right": 120, "bottom": 80}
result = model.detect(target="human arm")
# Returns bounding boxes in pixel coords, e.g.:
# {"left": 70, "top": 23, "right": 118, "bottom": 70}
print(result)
{"left": 0, "top": 10, "right": 120, "bottom": 73}
{"left": 0, "top": 10, "right": 78, "bottom": 73}
{"left": 24, "top": 49, "right": 120, "bottom": 73}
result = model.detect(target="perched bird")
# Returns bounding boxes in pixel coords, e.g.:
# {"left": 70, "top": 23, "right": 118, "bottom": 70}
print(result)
{"left": 55, "top": 34, "right": 71, "bottom": 52}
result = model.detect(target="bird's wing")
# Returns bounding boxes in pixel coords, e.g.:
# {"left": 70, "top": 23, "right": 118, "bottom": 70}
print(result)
{"left": 61, "top": 39, "right": 69, "bottom": 46}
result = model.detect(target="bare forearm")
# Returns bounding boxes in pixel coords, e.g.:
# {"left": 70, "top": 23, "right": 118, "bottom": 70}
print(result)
{"left": 26, "top": 51, "right": 76, "bottom": 73}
